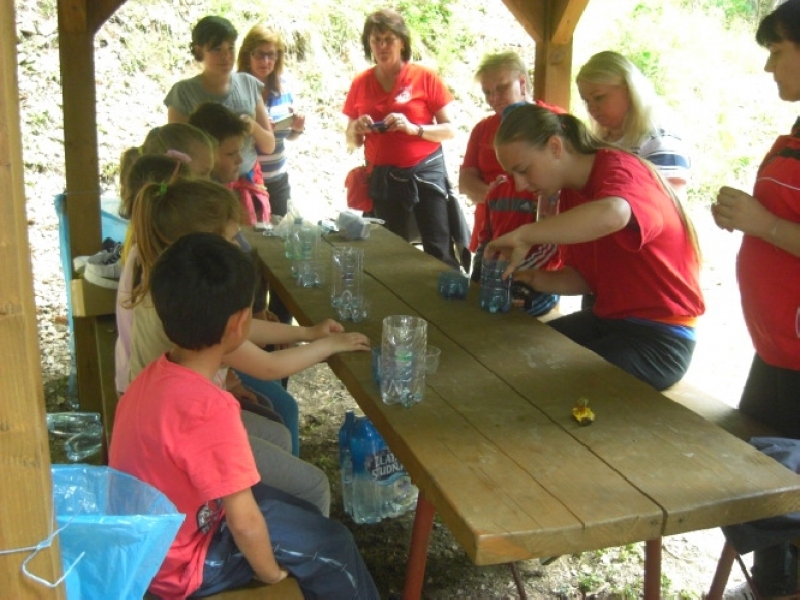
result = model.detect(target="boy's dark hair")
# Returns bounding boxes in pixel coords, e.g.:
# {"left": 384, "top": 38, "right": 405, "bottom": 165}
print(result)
{"left": 757, "top": 0, "right": 800, "bottom": 46}
{"left": 188, "top": 102, "right": 249, "bottom": 144}
{"left": 151, "top": 232, "right": 256, "bottom": 351}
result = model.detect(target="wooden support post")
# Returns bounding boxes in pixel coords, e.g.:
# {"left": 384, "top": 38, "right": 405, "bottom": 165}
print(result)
{"left": 0, "top": 0, "right": 65, "bottom": 595}
{"left": 501, "top": 0, "right": 589, "bottom": 110}
{"left": 58, "top": 0, "right": 104, "bottom": 411}
{"left": 533, "top": 40, "right": 574, "bottom": 110}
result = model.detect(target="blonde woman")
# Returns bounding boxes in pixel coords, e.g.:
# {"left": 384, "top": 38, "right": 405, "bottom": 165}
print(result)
{"left": 576, "top": 50, "right": 690, "bottom": 195}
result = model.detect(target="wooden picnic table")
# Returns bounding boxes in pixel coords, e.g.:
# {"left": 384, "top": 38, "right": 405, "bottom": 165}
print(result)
{"left": 245, "top": 225, "right": 800, "bottom": 599}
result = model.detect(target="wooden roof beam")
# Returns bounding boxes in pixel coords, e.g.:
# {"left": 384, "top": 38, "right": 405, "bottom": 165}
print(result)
{"left": 500, "top": 0, "right": 590, "bottom": 110}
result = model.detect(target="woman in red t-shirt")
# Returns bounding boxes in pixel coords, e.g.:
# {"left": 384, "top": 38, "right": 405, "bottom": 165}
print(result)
{"left": 343, "top": 9, "right": 466, "bottom": 268}
{"left": 486, "top": 103, "right": 704, "bottom": 391}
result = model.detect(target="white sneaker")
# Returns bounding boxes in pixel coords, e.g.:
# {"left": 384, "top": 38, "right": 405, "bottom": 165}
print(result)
{"left": 85, "top": 259, "right": 121, "bottom": 281}
{"left": 83, "top": 268, "right": 119, "bottom": 290}
{"left": 723, "top": 581, "right": 756, "bottom": 600}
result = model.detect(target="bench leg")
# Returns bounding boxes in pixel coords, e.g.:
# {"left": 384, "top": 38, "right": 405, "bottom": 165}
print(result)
{"left": 402, "top": 492, "right": 436, "bottom": 600}
{"left": 707, "top": 541, "right": 737, "bottom": 600}
{"left": 644, "top": 538, "right": 662, "bottom": 599}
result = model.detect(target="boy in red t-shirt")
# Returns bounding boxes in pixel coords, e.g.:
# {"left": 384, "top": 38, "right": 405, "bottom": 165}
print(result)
{"left": 109, "top": 233, "right": 378, "bottom": 600}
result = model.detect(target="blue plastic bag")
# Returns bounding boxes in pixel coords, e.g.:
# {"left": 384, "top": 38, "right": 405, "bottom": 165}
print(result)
{"left": 52, "top": 465, "right": 184, "bottom": 599}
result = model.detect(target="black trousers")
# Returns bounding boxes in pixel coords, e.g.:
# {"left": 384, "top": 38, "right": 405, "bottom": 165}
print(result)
{"left": 374, "top": 176, "right": 459, "bottom": 269}
{"left": 738, "top": 355, "right": 800, "bottom": 595}
{"left": 548, "top": 309, "right": 695, "bottom": 391}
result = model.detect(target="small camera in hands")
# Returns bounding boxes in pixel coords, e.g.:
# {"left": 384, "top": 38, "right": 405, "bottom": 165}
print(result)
{"left": 369, "top": 121, "right": 388, "bottom": 133}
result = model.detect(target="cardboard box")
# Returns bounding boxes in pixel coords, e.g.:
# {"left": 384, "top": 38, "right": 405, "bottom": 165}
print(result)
{"left": 70, "top": 278, "right": 117, "bottom": 317}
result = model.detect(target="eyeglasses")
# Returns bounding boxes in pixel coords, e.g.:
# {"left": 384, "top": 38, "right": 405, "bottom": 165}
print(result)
{"left": 251, "top": 50, "right": 280, "bottom": 62}
{"left": 370, "top": 35, "right": 399, "bottom": 47}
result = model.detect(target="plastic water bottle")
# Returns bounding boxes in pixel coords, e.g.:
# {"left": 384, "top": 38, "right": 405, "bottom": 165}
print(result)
{"left": 348, "top": 417, "right": 417, "bottom": 521}
{"left": 292, "top": 221, "right": 321, "bottom": 287}
{"left": 285, "top": 216, "right": 303, "bottom": 259}
{"left": 338, "top": 410, "right": 356, "bottom": 517}
{"left": 479, "top": 258, "right": 512, "bottom": 313}
{"left": 369, "top": 438, "right": 417, "bottom": 517}
{"left": 349, "top": 416, "right": 383, "bottom": 523}
{"left": 381, "top": 316, "right": 427, "bottom": 407}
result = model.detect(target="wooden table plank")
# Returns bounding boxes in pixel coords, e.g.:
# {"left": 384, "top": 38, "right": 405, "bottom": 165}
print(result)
{"left": 244, "top": 227, "right": 800, "bottom": 567}
{"left": 344, "top": 227, "right": 800, "bottom": 533}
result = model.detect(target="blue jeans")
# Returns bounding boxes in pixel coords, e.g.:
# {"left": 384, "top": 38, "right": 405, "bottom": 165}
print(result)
{"left": 236, "top": 372, "right": 299, "bottom": 456}
{"left": 192, "top": 483, "right": 379, "bottom": 600}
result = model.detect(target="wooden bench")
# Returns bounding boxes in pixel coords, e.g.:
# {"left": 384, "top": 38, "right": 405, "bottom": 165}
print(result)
{"left": 143, "top": 578, "right": 303, "bottom": 599}
{"left": 662, "top": 379, "right": 779, "bottom": 440}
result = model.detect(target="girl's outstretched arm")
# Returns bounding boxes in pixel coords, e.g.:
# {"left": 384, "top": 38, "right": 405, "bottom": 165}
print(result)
{"left": 224, "top": 332, "right": 370, "bottom": 381}
{"left": 247, "top": 318, "right": 344, "bottom": 347}
{"left": 486, "top": 197, "right": 631, "bottom": 277}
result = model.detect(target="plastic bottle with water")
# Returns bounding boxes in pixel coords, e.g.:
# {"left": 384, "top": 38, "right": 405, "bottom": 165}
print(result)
{"left": 372, "top": 442, "right": 417, "bottom": 517}
{"left": 292, "top": 221, "right": 321, "bottom": 287}
{"left": 338, "top": 410, "right": 356, "bottom": 517}
{"left": 285, "top": 216, "right": 303, "bottom": 260}
{"left": 349, "top": 416, "right": 383, "bottom": 523}
{"left": 479, "top": 257, "right": 512, "bottom": 313}
{"left": 348, "top": 416, "right": 417, "bottom": 522}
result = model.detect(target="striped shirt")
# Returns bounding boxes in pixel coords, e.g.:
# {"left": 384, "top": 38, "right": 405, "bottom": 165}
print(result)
{"left": 258, "top": 76, "right": 295, "bottom": 181}
{"left": 629, "top": 128, "right": 691, "bottom": 183}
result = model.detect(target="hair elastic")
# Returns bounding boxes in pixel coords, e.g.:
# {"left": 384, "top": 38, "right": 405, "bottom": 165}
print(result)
{"left": 164, "top": 149, "right": 192, "bottom": 164}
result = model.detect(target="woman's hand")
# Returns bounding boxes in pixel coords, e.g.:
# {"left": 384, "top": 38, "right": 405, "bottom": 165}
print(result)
{"left": 384, "top": 112, "right": 415, "bottom": 136}
{"left": 712, "top": 186, "right": 774, "bottom": 237}
{"left": 485, "top": 229, "right": 533, "bottom": 279}
{"left": 352, "top": 115, "right": 376, "bottom": 136}
{"left": 290, "top": 111, "right": 306, "bottom": 134}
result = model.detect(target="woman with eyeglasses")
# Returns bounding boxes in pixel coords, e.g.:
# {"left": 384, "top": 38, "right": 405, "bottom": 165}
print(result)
{"left": 164, "top": 16, "right": 275, "bottom": 226}
{"left": 343, "top": 8, "right": 470, "bottom": 270}
{"left": 238, "top": 26, "right": 304, "bottom": 221}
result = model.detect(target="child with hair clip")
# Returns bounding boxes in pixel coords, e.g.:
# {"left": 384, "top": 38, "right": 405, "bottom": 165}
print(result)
{"left": 115, "top": 154, "right": 192, "bottom": 396}
{"left": 119, "top": 123, "right": 215, "bottom": 217}
{"left": 188, "top": 102, "right": 302, "bottom": 454}
{"left": 125, "top": 178, "right": 370, "bottom": 514}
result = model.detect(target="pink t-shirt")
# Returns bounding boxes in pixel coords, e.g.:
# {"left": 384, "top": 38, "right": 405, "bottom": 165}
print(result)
{"left": 561, "top": 149, "right": 704, "bottom": 323}
{"left": 109, "top": 355, "right": 259, "bottom": 599}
